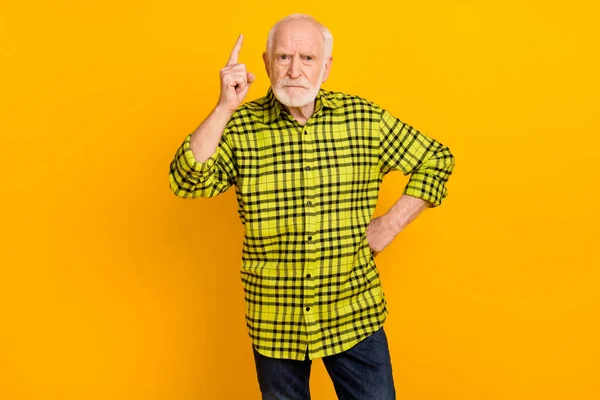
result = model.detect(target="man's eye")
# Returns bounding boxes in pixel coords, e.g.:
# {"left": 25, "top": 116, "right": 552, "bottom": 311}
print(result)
{"left": 279, "top": 55, "right": 289, "bottom": 60}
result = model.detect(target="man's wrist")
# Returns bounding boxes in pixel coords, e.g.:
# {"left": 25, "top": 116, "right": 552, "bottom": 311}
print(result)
{"left": 212, "top": 104, "right": 235, "bottom": 123}
{"left": 384, "top": 210, "right": 404, "bottom": 236}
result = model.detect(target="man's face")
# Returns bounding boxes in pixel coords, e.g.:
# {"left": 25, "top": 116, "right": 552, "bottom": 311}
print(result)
{"left": 263, "top": 19, "right": 333, "bottom": 108}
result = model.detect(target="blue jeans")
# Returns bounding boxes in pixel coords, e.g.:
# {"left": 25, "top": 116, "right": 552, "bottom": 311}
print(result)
{"left": 252, "top": 326, "right": 396, "bottom": 400}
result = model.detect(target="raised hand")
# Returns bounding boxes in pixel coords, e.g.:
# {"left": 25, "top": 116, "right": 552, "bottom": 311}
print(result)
{"left": 217, "top": 34, "right": 256, "bottom": 114}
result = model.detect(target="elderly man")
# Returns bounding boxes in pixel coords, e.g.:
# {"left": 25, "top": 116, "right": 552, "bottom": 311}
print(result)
{"left": 169, "top": 13, "right": 454, "bottom": 400}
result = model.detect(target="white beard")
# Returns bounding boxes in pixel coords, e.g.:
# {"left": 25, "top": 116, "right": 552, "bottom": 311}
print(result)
{"left": 272, "top": 66, "right": 326, "bottom": 107}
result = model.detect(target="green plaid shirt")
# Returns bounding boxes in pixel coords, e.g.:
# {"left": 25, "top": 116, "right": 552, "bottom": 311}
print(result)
{"left": 169, "top": 87, "right": 455, "bottom": 360}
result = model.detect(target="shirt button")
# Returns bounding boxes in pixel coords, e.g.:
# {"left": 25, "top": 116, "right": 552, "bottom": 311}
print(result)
{"left": 305, "top": 166, "right": 311, "bottom": 171}
{"left": 306, "top": 201, "right": 312, "bottom": 206}
{"left": 306, "top": 307, "right": 310, "bottom": 311}
{"left": 307, "top": 236, "right": 312, "bottom": 241}
{"left": 304, "top": 130, "right": 308, "bottom": 135}
{"left": 306, "top": 273, "right": 311, "bottom": 279}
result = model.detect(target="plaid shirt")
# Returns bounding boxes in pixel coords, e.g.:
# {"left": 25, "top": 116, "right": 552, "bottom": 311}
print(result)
{"left": 169, "top": 87, "right": 455, "bottom": 360}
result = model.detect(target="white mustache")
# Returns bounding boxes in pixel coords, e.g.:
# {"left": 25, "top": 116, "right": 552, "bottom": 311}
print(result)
{"left": 277, "top": 78, "right": 310, "bottom": 88}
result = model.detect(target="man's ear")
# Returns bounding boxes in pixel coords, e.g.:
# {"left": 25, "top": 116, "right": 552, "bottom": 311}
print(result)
{"left": 321, "top": 56, "right": 333, "bottom": 83}
{"left": 262, "top": 52, "right": 270, "bottom": 78}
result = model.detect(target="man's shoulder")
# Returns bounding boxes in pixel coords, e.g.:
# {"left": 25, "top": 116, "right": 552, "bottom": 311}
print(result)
{"left": 320, "top": 88, "right": 383, "bottom": 112}
{"left": 234, "top": 94, "right": 268, "bottom": 117}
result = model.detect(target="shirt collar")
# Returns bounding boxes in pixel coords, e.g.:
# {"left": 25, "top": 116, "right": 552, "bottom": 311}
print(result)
{"left": 263, "top": 86, "right": 342, "bottom": 124}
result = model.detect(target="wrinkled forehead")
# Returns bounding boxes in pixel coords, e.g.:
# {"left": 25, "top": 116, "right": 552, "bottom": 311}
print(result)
{"left": 273, "top": 20, "right": 324, "bottom": 53}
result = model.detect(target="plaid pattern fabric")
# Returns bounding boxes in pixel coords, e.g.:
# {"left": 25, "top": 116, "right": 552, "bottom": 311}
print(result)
{"left": 169, "top": 87, "right": 455, "bottom": 360}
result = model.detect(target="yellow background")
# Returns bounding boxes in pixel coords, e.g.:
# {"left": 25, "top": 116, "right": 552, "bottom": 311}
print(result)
{"left": 1, "top": 1, "right": 599, "bottom": 399}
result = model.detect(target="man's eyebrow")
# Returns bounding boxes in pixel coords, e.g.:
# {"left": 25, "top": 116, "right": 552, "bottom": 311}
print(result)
{"left": 273, "top": 50, "right": 318, "bottom": 57}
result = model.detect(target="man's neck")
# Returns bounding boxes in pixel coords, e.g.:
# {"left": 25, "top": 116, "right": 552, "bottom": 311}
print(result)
{"left": 282, "top": 101, "right": 316, "bottom": 126}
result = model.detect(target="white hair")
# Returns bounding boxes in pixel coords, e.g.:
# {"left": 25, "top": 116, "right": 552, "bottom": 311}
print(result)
{"left": 266, "top": 14, "right": 333, "bottom": 60}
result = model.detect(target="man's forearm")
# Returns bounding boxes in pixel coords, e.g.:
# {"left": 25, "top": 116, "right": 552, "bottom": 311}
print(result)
{"left": 189, "top": 106, "right": 233, "bottom": 163}
{"left": 385, "top": 194, "right": 431, "bottom": 235}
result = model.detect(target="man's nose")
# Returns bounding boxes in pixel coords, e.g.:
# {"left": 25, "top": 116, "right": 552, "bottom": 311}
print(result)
{"left": 288, "top": 56, "right": 302, "bottom": 79}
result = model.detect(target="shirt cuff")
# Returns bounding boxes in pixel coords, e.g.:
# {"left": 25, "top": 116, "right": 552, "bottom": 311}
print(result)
{"left": 175, "top": 133, "right": 219, "bottom": 181}
{"left": 402, "top": 171, "right": 449, "bottom": 208}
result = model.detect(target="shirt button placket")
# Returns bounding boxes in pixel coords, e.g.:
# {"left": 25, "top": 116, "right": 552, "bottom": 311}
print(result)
{"left": 302, "top": 124, "right": 317, "bottom": 321}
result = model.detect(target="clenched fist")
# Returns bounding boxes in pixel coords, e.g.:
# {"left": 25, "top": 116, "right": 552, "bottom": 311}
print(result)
{"left": 217, "top": 34, "right": 256, "bottom": 114}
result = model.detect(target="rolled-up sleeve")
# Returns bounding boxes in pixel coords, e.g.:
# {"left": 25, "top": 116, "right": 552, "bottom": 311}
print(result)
{"left": 168, "top": 130, "right": 237, "bottom": 199}
{"left": 379, "top": 109, "right": 455, "bottom": 207}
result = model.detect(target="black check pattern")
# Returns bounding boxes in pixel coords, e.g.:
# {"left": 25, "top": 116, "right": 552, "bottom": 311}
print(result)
{"left": 169, "top": 87, "right": 455, "bottom": 360}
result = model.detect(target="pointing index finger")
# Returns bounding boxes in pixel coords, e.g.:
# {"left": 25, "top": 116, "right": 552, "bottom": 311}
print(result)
{"left": 226, "top": 34, "right": 244, "bottom": 66}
